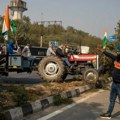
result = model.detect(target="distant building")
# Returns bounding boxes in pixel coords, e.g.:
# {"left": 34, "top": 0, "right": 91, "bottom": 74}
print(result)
{"left": 9, "top": 0, "right": 27, "bottom": 20}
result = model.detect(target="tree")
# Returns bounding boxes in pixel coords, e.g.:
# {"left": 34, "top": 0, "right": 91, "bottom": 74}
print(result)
{"left": 0, "top": 15, "right": 102, "bottom": 50}
{"left": 115, "top": 20, "right": 120, "bottom": 41}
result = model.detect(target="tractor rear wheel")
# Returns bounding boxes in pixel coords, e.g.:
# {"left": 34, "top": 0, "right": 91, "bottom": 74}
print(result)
{"left": 38, "top": 56, "right": 65, "bottom": 82}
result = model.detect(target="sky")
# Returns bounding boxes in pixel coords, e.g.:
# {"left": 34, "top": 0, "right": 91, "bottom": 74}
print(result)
{"left": 0, "top": 0, "right": 120, "bottom": 38}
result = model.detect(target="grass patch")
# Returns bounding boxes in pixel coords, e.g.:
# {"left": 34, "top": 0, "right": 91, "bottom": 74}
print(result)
{"left": 53, "top": 94, "right": 73, "bottom": 106}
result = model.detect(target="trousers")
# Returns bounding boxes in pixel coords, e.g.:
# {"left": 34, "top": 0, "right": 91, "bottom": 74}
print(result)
{"left": 107, "top": 82, "right": 120, "bottom": 114}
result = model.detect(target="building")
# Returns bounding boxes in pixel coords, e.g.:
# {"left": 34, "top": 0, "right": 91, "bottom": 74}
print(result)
{"left": 9, "top": 0, "right": 27, "bottom": 20}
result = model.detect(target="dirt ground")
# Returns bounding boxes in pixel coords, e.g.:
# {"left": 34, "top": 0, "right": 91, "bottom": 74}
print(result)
{"left": 0, "top": 80, "right": 87, "bottom": 112}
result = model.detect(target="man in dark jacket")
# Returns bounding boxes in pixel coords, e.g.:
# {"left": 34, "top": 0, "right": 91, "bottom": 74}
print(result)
{"left": 99, "top": 46, "right": 120, "bottom": 119}
{"left": 7, "top": 40, "right": 16, "bottom": 54}
{"left": 56, "top": 44, "right": 72, "bottom": 67}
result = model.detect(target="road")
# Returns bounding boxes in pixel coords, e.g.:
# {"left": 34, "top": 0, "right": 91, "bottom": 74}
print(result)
{"left": 24, "top": 89, "right": 120, "bottom": 120}
{"left": 0, "top": 71, "right": 42, "bottom": 84}
{"left": 0, "top": 71, "right": 77, "bottom": 84}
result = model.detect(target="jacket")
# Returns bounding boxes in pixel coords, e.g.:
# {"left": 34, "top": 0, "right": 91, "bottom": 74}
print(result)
{"left": 7, "top": 40, "right": 15, "bottom": 54}
{"left": 103, "top": 51, "right": 120, "bottom": 83}
{"left": 56, "top": 47, "right": 65, "bottom": 57}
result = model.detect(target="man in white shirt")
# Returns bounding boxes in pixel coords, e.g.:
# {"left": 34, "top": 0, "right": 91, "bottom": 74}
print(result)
{"left": 22, "top": 44, "right": 31, "bottom": 57}
{"left": 46, "top": 44, "right": 56, "bottom": 56}
{"left": 22, "top": 44, "right": 35, "bottom": 66}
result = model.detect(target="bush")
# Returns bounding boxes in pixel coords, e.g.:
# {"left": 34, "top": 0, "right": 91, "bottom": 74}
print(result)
{"left": 13, "top": 85, "right": 29, "bottom": 106}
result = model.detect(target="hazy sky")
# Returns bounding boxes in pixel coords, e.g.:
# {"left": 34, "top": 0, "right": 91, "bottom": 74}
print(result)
{"left": 0, "top": 0, "right": 120, "bottom": 38}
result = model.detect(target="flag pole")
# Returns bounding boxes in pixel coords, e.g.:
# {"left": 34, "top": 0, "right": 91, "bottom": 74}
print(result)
{"left": 14, "top": 33, "right": 18, "bottom": 46}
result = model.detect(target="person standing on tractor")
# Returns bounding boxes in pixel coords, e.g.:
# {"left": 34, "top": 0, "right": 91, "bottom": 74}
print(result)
{"left": 22, "top": 43, "right": 35, "bottom": 66}
{"left": 22, "top": 44, "right": 31, "bottom": 57}
{"left": 6, "top": 40, "right": 17, "bottom": 54}
{"left": 98, "top": 46, "right": 120, "bottom": 119}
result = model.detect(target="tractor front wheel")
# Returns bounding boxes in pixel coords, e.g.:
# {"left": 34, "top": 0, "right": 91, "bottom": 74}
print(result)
{"left": 83, "top": 68, "right": 99, "bottom": 83}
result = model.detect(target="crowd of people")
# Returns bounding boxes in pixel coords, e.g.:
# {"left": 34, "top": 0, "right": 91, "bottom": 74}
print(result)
{"left": 0, "top": 39, "right": 32, "bottom": 55}
{"left": 0, "top": 40, "right": 31, "bottom": 56}
{"left": 0, "top": 40, "right": 74, "bottom": 73}
{"left": 0, "top": 40, "right": 76, "bottom": 71}
{"left": 0, "top": 40, "right": 34, "bottom": 69}
{"left": 0, "top": 40, "right": 72, "bottom": 68}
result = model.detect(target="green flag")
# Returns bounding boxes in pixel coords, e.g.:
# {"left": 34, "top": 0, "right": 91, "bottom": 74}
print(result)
{"left": 10, "top": 19, "right": 16, "bottom": 34}
{"left": 102, "top": 32, "right": 107, "bottom": 49}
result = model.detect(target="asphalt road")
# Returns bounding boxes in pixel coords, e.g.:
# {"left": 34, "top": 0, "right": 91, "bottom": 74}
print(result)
{"left": 0, "top": 71, "right": 77, "bottom": 84}
{"left": 24, "top": 89, "right": 120, "bottom": 120}
{"left": 0, "top": 71, "right": 43, "bottom": 84}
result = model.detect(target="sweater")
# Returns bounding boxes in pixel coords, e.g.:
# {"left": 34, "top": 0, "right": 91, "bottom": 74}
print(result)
{"left": 103, "top": 51, "right": 120, "bottom": 83}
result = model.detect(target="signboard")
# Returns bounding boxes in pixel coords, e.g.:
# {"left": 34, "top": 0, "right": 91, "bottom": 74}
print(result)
{"left": 49, "top": 41, "right": 58, "bottom": 47}
{"left": 108, "top": 36, "right": 117, "bottom": 42}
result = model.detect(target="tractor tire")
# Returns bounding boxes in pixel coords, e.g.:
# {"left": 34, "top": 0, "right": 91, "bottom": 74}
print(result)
{"left": 38, "top": 56, "right": 65, "bottom": 82}
{"left": 83, "top": 68, "right": 99, "bottom": 83}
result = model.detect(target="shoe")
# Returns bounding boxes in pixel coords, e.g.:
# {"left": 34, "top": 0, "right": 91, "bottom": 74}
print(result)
{"left": 100, "top": 112, "right": 111, "bottom": 119}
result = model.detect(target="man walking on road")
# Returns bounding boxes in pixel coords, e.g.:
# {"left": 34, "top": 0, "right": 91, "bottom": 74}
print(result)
{"left": 98, "top": 46, "right": 120, "bottom": 119}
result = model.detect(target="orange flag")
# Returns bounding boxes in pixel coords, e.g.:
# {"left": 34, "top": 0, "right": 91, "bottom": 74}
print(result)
{"left": 2, "top": 5, "right": 10, "bottom": 40}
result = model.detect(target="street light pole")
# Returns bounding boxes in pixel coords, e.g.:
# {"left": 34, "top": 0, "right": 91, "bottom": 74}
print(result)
{"left": 40, "top": 12, "right": 43, "bottom": 47}
{"left": 40, "top": 35, "right": 43, "bottom": 47}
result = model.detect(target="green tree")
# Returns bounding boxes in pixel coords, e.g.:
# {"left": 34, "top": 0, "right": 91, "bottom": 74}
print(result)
{"left": 0, "top": 15, "right": 102, "bottom": 51}
{"left": 115, "top": 20, "right": 120, "bottom": 41}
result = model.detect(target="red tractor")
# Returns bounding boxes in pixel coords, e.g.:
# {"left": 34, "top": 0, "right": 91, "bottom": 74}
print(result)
{"left": 38, "top": 52, "right": 99, "bottom": 82}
